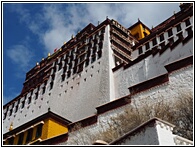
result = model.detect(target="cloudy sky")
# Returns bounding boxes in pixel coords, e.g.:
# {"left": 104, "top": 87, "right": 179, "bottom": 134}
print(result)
{"left": 3, "top": 2, "right": 180, "bottom": 105}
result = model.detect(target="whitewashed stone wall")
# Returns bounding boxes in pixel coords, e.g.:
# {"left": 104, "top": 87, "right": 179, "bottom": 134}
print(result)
{"left": 57, "top": 62, "right": 193, "bottom": 145}
{"left": 48, "top": 25, "right": 115, "bottom": 122}
{"left": 114, "top": 37, "right": 193, "bottom": 100}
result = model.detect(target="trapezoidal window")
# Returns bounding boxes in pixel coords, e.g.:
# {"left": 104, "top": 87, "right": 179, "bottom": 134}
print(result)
{"left": 49, "top": 81, "right": 54, "bottom": 90}
{"left": 8, "top": 137, "right": 14, "bottom": 145}
{"left": 152, "top": 38, "right": 157, "bottom": 46}
{"left": 185, "top": 18, "right": 191, "bottom": 27}
{"left": 168, "top": 29, "right": 173, "bottom": 37}
{"left": 145, "top": 42, "right": 150, "bottom": 50}
{"left": 25, "top": 128, "right": 33, "bottom": 144}
{"left": 35, "top": 124, "right": 43, "bottom": 139}
{"left": 159, "top": 33, "right": 164, "bottom": 42}
{"left": 17, "top": 132, "right": 24, "bottom": 145}
{"left": 138, "top": 47, "right": 143, "bottom": 55}
{"left": 176, "top": 24, "right": 182, "bottom": 32}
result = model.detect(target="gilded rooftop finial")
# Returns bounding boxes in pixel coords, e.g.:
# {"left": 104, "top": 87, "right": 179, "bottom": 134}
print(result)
{"left": 9, "top": 122, "right": 13, "bottom": 131}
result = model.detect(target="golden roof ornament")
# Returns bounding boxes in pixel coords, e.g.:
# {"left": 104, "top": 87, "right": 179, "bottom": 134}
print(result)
{"left": 48, "top": 53, "right": 51, "bottom": 57}
{"left": 9, "top": 122, "right": 13, "bottom": 131}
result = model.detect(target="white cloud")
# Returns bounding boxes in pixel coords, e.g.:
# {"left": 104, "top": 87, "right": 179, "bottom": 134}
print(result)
{"left": 8, "top": 3, "right": 180, "bottom": 55}
{"left": 6, "top": 45, "right": 34, "bottom": 71}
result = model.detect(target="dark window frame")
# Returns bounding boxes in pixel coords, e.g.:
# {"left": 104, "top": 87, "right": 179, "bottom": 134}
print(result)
{"left": 35, "top": 124, "right": 43, "bottom": 139}
{"left": 168, "top": 29, "right": 173, "bottom": 37}
{"left": 159, "top": 34, "right": 164, "bottom": 42}
{"left": 17, "top": 132, "right": 24, "bottom": 145}
{"left": 25, "top": 128, "right": 33, "bottom": 144}
{"left": 145, "top": 42, "right": 150, "bottom": 50}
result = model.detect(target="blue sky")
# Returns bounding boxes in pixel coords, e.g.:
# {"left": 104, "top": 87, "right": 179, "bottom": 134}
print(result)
{"left": 2, "top": 2, "right": 180, "bottom": 105}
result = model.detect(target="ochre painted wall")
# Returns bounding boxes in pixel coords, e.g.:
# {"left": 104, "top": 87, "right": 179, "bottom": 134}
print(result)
{"left": 44, "top": 118, "right": 68, "bottom": 139}
{"left": 4, "top": 118, "right": 68, "bottom": 145}
{"left": 129, "top": 23, "right": 150, "bottom": 40}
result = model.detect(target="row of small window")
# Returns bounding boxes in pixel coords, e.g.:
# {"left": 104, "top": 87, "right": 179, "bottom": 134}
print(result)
{"left": 61, "top": 51, "right": 102, "bottom": 82}
{"left": 52, "top": 46, "right": 102, "bottom": 77}
{"left": 62, "top": 30, "right": 105, "bottom": 55}
{"left": 54, "top": 42, "right": 103, "bottom": 71}
{"left": 138, "top": 18, "right": 192, "bottom": 54}
{"left": 4, "top": 124, "right": 43, "bottom": 145}
{"left": 3, "top": 81, "right": 54, "bottom": 120}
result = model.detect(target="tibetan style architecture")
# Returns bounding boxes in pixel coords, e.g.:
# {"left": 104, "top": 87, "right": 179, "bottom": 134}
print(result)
{"left": 3, "top": 3, "right": 193, "bottom": 145}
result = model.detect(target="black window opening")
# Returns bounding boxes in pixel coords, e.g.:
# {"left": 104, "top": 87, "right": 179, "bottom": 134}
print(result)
{"left": 145, "top": 42, "right": 150, "bottom": 50}
{"left": 15, "top": 104, "right": 19, "bottom": 113}
{"left": 138, "top": 47, "right": 143, "bottom": 55}
{"left": 35, "top": 92, "right": 39, "bottom": 100}
{"left": 28, "top": 96, "right": 31, "bottom": 104}
{"left": 176, "top": 24, "right": 182, "bottom": 32}
{"left": 8, "top": 137, "right": 14, "bottom": 145}
{"left": 17, "top": 132, "right": 24, "bottom": 145}
{"left": 9, "top": 108, "right": 13, "bottom": 116}
{"left": 61, "top": 74, "right": 66, "bottom": 82}
{"left": 3, "top": 112, "right": 7, "bottom": 120}
{"left": 169, "top": 38, "right": 174, "bottom": 45}
{"left": 185, "top": 18, "right": 191, "bottom": 27}
{"left": 85, "top": 59, "right": 89, "bottom": 67}
{"left": 21, "top": 100, "right": 25, "bottom": 109}
{"left": 97, "top": 50, "right": 102, "bottom": 59}
{"left": 42, "top": 87, "right": 46, "bottom": 95}
{"left": 91, "top": 56, "right": 96, "bottom": 64}
{"left": 143, "top": 32, "right": 148, "bottom": 37}
{"left": 58, "top": 62, "right": 62, "bottom": 71}
{"left": 35, "top": 124, "right": 43, "bottom": 139}
{"left": 159, "top": 34, "right": 164, "bottom": 42}
{"left": 152, "top": 38, "right": 157, "bottom": 46}
{"left": 168, "top": 29, "right": 173, "bottom": 37}
{"left": 25, "top": 128, "right": 33, "bottom": 144}
{"left": 49, "top": 82, "right": 54, "bottom": 90}
{"left": 186, "top": 27, "right": 193, "bottom": 36}
{"left": 67, "top": 71, "right": 71, "bottom": 78}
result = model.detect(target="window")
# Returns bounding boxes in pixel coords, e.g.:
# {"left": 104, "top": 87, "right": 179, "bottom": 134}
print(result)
{"left": 176, "top": 24, "right": 182, "bottom": 32}
{"left": 15, "top": 104, "right": 18, "bottom": 113}
{"left": 91, "top": 56, "right": 96, "bottom": 63}
{"left": 168, "top": 29, "right": 173, "bottom": 37}
{"left": 97, "top": 50, "right": 102, "bottom": 59}
{"left": 9, "top": 108, "right": 13, "bottom": 116}
{"left": 3, "top": 112, "right": 7, "bottom": 120}
{"left": 138, "top": 47, "right": 143, "bottom": 54}
{"left": 28, "top": 96, "right": 31, "bottom": 104}
{"left": 35, "top": 124, "right": 43, "bottom": 139}
{"left": 145, "top": 42, "right": 150, "bottom": 50}
{"left": 169, "top": 38, "right": 174, "bottom": 45}
{"left": 8, "top": 137, "right": 14, "bottom": 145}
{"left": 42, "top": 87, "right": 46, "bottom": 95}
{"left": 67, "top": 71, "right": 71, "bottom": 78}
{"left": 159, "top": 34, "right": 164, "bottom": 42}
{"left": 26, "top": 128, "right": 33, "bottom": 144}
{"left": 58, "top": 62, "right": 62, "bottom": 71}
{"left": 185, "top": 18, "right": 191, "bottom": 27}
{"left": 186, "top": 27, "right": 192, "bottom": 35}
{"left": 21, "top": 100, "right": 25, "bottom": 109}
{"left": 152, "top": 38, "right": 157, "bottom": 46}
{"left": 35, "top": 92, "right": 38, "bottom": 100}
{"left": 17, "top": 132, "right": 24, "bottom": 145}
{"left": 85, "top": 59, "right": 89, "bottom": 67}
{"left": 61, "top": 74, "right": 66, "bottom": 82}
{"left": 49, "top": 82, "right": 54, "bottom": 90}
